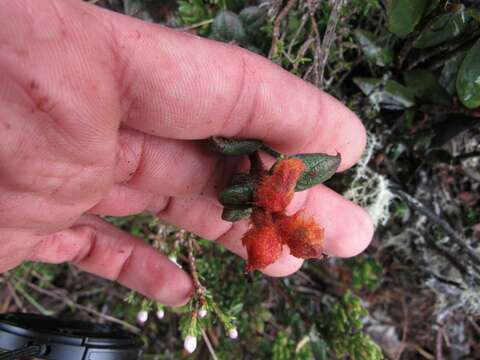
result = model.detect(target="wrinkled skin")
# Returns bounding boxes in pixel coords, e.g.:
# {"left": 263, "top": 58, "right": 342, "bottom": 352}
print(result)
{"left": 0, "top": 0, "right": 373, "bottom": 306}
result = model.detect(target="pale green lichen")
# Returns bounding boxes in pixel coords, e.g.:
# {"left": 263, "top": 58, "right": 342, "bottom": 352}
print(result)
{"left": 344, "top": 133, "right": 395, "bottom": 227}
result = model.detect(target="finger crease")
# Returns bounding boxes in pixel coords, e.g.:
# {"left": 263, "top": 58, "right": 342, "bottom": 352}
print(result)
{"left": 113, "top": 244, "right": 136, "bottom": 281}
{"left": 220, "top": 49, "right": 251, "bottom": 135}
{"left": 125, "top": 132, "right": 147, "bottom": 184}
{"left": 72, "top": 227, "right": 97, "bottom": 264}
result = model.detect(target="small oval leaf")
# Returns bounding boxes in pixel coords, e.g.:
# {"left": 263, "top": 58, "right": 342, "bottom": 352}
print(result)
{"left": 222, "top": 207, "right": 252, "bottom": 222}
{"left": 387, "top": 0, "right": 429, "bottom": 38}
{"left": 211, "top": 10, "right": 246, "bottom": 44}
{"left": 353, "top": 29, "right": 393, "bottom": 67}
{"left": 293, "top": 153, "right": 341, "bottom": 192}
{"left": 456, "top": 39, "right": 480, "bottom": 109}
{"left": 439, "top": 52, "right": 466, "bottom": 95}
{"left": 404, "top": 69, "right": 451, "bottom": 105}
{"left": 209, "top": 137, "right": 263, "bottom": 156}
{"left": 353, "top": 77, "right": 416, "bottom": 109}
{"left": 414, "top": 5, "right": 469, "bottom": 49}
{"left": 219, "top": 182, "right": 255, "bottom": 207}
{"left": 239, "top": 6, "right": 266, "bottom": 36}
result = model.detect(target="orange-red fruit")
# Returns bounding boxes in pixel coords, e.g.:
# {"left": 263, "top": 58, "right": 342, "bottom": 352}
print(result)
{"left": 276, "top": 210, "right": 325, "bottom": 259}
{"left": 241, "top": 224, "right": 283, "bottom": 272}
{"left": 255, "top": 158, "right": 305, "bottom": 213}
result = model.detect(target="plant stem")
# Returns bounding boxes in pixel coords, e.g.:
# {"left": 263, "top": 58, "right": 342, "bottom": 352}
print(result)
{"left": 260, "top": 145, "right": 283, "bottom": 159}
{"left": 186, "top": 232, "right": 207, "bottom": 304}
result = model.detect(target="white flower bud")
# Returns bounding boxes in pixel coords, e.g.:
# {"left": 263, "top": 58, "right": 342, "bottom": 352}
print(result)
{"left": 228, "top": 328, "right": 238, "bottom": 339}
{"left": 156, "top": 309, "right": 165, "bottom": 320}
{"left": 184, "top": 335, "right": 197, "bottom": 353}
{"left": 136, "top": 310, "right": 148, "bottom": 324}
{"left": 169, "top": 255, "right": 182, "bottom": 268}
{"left": 198, "top": 308, "right": 208, "bottom": 318}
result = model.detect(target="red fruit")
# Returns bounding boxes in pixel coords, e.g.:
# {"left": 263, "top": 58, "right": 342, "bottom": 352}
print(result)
{"left": 276, "top": 210, "right": 324, "bottom": 259}
{"left": 255, "top": 158, "right": 305, "bottom": 212}
{"left": 241, "top": 223, "right": 283, "bottom": 272}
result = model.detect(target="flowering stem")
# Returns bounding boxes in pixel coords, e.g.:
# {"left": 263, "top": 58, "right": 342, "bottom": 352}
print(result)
{"left": 186, "top": 232, "right": 207, "bottom": 306}
{"left": 261, "top": 145, "right": 283, "bottom": 159}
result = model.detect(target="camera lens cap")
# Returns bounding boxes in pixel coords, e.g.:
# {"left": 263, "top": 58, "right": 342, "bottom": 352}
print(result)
{"left": 0, "top": 313, "right": 143, "bottom": 360}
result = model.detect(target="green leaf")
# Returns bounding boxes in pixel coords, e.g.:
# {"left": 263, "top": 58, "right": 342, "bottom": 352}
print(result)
{"left": 293, "top": 153, "right": 341, "bottom": 192}
{"left": 467, "top": 8, "right": 480, "bottom": 22}
{"left": 404, "top": 69, "right": 451, "bottom": 105}
{"left": 239, "top": 6, "right": 266, "bottom": 36}
{"left": 353, "top": 29, "right": 393, "bottom": 67}
{"left": 222, "top": 207, "right": 252, "bottom": 222}
{"left": 209, "top": 137, "right": 263, "bottom": 156}
{"left": 414, "top": 5, "right": 470, "bottom": 48}
{"left": 353, "top": 77, "right": 416, "bottom": 109}
{"left": 387, "top": 0, "right": 429, "bottom": 38}
{"left": 456, "top": 39, "right": 480, "bottom": 109}
{"left": 218, "top": 181, "right": 255, "bottom": 207}
{"left": 440, "top": 52, "right": 466, "bottom": 95}
{"left": 211, "top": 10, "right": 246, "bottom": 44}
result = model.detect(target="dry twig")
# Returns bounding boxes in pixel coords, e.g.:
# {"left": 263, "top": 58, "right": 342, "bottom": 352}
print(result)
{"left": 317, "top": 0, "right": 346, "bottom": 88}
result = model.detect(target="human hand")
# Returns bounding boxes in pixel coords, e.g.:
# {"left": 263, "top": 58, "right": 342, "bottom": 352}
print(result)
{"left": 0, "top": 0, "right": 373, "bottom": 306}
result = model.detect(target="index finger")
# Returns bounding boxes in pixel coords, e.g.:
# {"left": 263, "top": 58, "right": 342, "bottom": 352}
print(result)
{"left": 98, "top": 4, "right": 366, "bottom": 170}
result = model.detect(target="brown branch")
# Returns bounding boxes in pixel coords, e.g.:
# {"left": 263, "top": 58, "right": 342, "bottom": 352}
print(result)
{"left": 393, "top": 188, "right": 480, "bottom": 270}
{"left": 268, "top": 0, "right": 298, "bottom": 60}
{"left": 418, "top": 104, "right": 480, "bottom": 118}
{"left": 185, "top": 232, "right": 207, "bottom": 308}
{"left": 435, "top": 327, "right": 444, "bottom": 360}
{"left": 317, "top": 0, "right": 346, "bottom": 88}
{"left": 22, "top": 280, "right": 140, "bottom": 333}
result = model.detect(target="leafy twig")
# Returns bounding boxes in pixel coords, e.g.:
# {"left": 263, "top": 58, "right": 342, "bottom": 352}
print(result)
{"left": 22, "top": 279, "right": 140, "bottom": 332}
{"left": 186, "top": 231, "right": 207, "bottom": 307}
{"left": 393, "top": 188, "right": 480, "bottom": 270}
{"left": 269, "top": 0, "right": 298, "bottom": 60}
{"left": 317, "top": 0, "right": 346, "bottom": 88}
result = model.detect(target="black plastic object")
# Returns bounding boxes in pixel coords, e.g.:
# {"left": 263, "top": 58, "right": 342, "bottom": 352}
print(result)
{"left": 0, "top": 313, "right": 143, "bottom": 360}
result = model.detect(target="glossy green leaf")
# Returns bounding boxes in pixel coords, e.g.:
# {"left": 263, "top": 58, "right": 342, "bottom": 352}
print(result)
{"left": 457, "top": 39, "right": 480, "bottom": 109}
{"left": 440, "top": 52, "right": 466, "bottom": 95}
{"left": 218, "top": 182, "right": 255, "bottom": 207}
{"left": 353, "top": 29, "right": 393, "bottom": 67}
{"left": 209, "top": 137, "right": 263, "bottom": 156}
{"left": 467, "top": 8, "right": 480, "bottom": 22}
{"left": 404, "top": 69, "right": 451, "bottom": 105}
{"left": 239, "top": 6, "right": 266, "bottom": 36}
{"left": 387, "top": 0, "right": 429, "bottom": 38}
{"left": 353, "top": 77, "right": 416, "bottom": 109}
{"left": 293, "top": 153, "right": 341, "bottom": 192}
{"left": 414, "top": 5, "right": 469, "bottom": 48}
{"left": 222, "top": 207, "right": 252, "bottom": 222}
{"left": 211, "top": 10, "right": 246, "bottom": 43}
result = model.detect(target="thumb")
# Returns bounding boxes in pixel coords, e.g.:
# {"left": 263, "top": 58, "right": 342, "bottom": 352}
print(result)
{"left": 28, "top": 215, "right": 193, "bottom": 307}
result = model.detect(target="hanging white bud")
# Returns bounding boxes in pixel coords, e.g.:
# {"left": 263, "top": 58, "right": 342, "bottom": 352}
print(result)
{"left": 184, "top": 335, "right": 197, "bottom": 353}
{"left": 198, "top": 308, "right": 208, "bottom": 318}
{"left": 156, "top": 309, "right": 165, "bottom": 320}
{"left": 228, "top": 328, "right": 238, "bottom": 339}
{"left": 136, "top": 310, "right": 149, "bottom": 324}
{"left": 168, "top": 255, "right": 182, "bottom": 268}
